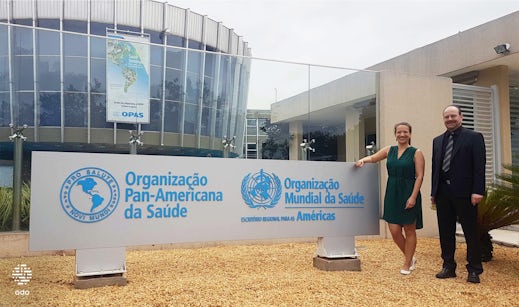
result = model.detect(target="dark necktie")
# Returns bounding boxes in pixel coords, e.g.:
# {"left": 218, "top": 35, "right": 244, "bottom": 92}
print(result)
{"left": 442, "top": 133, "right": 454, "bottom": 172}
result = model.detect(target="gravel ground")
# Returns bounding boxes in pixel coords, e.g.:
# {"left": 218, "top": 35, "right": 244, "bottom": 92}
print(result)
{"left": 1, "top": 237, "right": 518, "bottom": 306}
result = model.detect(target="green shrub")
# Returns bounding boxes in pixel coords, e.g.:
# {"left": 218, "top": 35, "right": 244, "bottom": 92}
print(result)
{"left": 0, "top": 183, "right": 31, "bottom": 231}
{"left": 478, "top": 162, "right": 519, "bottom": 261}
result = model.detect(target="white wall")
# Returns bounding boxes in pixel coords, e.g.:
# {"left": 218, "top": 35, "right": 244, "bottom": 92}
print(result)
{"left": 378, "top": 70, "right": 452, "bottom": 237}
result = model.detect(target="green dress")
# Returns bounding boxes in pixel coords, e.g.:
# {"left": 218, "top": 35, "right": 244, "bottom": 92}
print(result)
{"left": 383, "top": 146, "right": 423, "bottom": 229}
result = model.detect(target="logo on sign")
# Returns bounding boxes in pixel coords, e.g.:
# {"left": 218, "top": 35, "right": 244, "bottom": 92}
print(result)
{"left": 241, "top": 169, "right": 281, "bottom": 209}
{"left": 60, "top": 167, "right": 120, "bottom": 223}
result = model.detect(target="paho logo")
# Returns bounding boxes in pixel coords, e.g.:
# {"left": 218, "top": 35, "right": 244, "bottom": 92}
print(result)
{"left": 122, "top": 111, "right": 144, "bottom": 118}
{"left": 60, "top": 167, "right": 120, "bottom": 223}
{"left": 241, "top": 169, "right": 282, "bottom": 209}
{"left": 112, "top": 111, "right": 144, "bottom": 118}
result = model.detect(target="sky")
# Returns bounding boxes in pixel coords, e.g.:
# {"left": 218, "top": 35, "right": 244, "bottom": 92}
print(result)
{"left": 169, "top": 0, "right": 519, "bottom": 107}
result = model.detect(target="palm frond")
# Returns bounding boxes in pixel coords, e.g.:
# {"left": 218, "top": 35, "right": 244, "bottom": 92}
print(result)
{"left": 478, "top": 162, "right": 519, "bottom": 234}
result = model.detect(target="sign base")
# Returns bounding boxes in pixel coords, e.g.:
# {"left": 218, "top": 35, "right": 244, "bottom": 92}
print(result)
{"left": 312, "top": 256, "right": 361, "bottom": 271}
{"left": 74, "top": 273, "right": 127, "bottom": 289}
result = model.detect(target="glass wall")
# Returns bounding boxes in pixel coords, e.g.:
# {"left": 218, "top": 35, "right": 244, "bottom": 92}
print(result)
{"left": 0, "top": 23, "right": 250, "bottom": 153}
{"left": 246, "top": 58, "right": 377, "bottom": 162}
{"left": 1, "top": 22, "right": 378, "bottom": 163}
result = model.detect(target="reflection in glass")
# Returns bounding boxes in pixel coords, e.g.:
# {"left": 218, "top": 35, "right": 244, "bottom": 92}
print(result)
{"left": 186, "top": 73, "right": 200, "bottom": 104}
{"left": 204, "top": 53, "right": 216, "bottom": 78}
{"left": 187, "top": 50, "right": 201, "bottom": 73}
{"left": 203, "top": 76, "right": 214, "bottom": 107}
{"left": 164, "top": 100, "right": 180, "bottom": 133}
{"left": 150, "top": 45, "right": 163, "bottom": 66}
{"left": 39, "top": 92, "right": 61, "bottom": 126}
{"left": 13, "top": 56, "right": 34, "bottom": 91}
{"left": 150, "top": 66, "right": 163, "bottom": 99}
{"left": 37, "top": 30, "right": 60, "bottom": 55}
{"left": 166, "top": 48, "right": 183, "bottom": 69}
{"left": 15, "top": 92, "right": 34, "bottom": 126}
{"left": 38, "top": 56, "right": 60, "bottom": 91}
{"left": 0, "top": 25, "right": 7, "bottom": 55}
{"left": 12, "top": 27, "right": 33, "bottom": 55}
{"left": 215, "top": 109, "right": 223, "bottom": 138}
{"left": 64, "top": 93, "right": 87, "bottom": 127}
{"left": 91, "top": 94, "right": 113, "bottom": 128}
{"left": 184, "top": 103, "right": 197, "bottom": 134}
{"left": 64, "top": 33, "right": 87, "bottom": 57}
{"left": 0, "top": 92, "right": 10, "bottom": 126}
{"left": 200, "top": 106, "right": 212, "bottom": 136}
{"left": 303, "top": 124, "right": 343, "bottom": 161}
{"left": 64, "top": 57, "right": 87, "bottom": 92}
{"left": 141, "top": 99, "right": 161, "bottom": 132}
{"left": 260, "top": 120, "right": 289, "bottom": 160}
{"left": 91, "top": 37, "right": 106, "bottom": 58}
{"left": 90, "top": 58, "right": 106, "bottom": 93}
{"left": 0, "top": 57, "right": 8, "bottom": 91}
{"left": 165, "top": 68, "right": 182, "bottom": 101}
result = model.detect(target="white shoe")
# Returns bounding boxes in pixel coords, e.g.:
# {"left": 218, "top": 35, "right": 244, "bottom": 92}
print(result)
{"left": 400, "top": 269, "right": 411, "bottom": 275}
{"left": 410, "top": 257, "right": 417, "bottom": 271}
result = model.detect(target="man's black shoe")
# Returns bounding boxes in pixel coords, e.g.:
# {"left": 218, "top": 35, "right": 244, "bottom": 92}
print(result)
{"left": 467, "top": 272, "right": 480, "bottom": 283}
{"left": 435, "top": 268, "right": 456, "bottom": 279}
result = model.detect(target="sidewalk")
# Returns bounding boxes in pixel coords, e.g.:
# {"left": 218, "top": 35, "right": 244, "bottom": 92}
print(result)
{"left": 456, "top": 225, "right": 519, "bottom": 247}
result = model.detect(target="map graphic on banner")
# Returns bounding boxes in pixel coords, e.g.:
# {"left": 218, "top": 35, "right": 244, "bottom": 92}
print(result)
{"left": 106, "top": 33, "right": 150, "bottom": 124}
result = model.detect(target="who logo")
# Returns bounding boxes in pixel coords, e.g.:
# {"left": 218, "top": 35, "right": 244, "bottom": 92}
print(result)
{"left": 241, "top": 169, "right": 282, "bottom": 209}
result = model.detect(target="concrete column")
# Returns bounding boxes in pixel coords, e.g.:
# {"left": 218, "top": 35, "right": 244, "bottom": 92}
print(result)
{"left": 289, "top": 121, "right": 303, "bottom": 160}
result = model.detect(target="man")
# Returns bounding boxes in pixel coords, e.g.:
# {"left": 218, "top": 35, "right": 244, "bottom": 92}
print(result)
{"left": 431, "top": 105, "right": 486, "bottom": 283}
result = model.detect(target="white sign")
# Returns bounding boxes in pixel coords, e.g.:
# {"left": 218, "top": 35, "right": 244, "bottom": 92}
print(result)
{"left": 106, "top": 33, "right": 150, "bottom": 124}
{"left": 29, "top": 152, "right": 379, "bottom": 251}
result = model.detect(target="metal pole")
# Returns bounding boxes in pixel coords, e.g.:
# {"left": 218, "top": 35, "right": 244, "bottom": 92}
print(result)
{"left": 222, "top": 136, "right": 235, "bottom": 158}
{"left": 129, "top": 129, "right": 143, "bottom": 155}
{"left": 9, "top": 124, "right": 27, "bottom": 231}
{"left": 300, "top": 138, "right": 315, "bottom": 161}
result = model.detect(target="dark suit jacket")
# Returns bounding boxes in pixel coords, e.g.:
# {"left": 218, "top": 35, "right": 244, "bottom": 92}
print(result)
{"left": 431, "top": 126, "right": 486, "bottom": 198}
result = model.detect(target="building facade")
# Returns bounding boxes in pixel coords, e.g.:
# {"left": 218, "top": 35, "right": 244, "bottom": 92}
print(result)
{"left": 0, "top": 0, "right": 251, "bottom": 163}
{"left": 272, "top": 11, "right": 519, "bottom": 236}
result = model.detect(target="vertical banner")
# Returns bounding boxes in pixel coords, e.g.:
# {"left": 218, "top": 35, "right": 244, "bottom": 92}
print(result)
{"left": 106, "top": 32, "right": 150, "bottom": 124}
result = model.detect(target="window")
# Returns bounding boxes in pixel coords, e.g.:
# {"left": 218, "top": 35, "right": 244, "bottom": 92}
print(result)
{"left": 38, "top": 56, "right": 60, "bottom": 91}
{"left": 39, "top": 92, "right": 61, "bottom": 126}
{"left": 37, "top": 30, "right": 60, "bottom": 55}
{"left": 64, "top": 93, "right": 87, "bottom": 127}
{"left": 0, "top": 92, "right": 10, "bottom": 126}
{"left": 64, "top": 57, "right": 87, "bottom": 92}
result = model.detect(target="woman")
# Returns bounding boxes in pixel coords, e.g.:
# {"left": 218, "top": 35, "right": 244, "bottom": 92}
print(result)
{"left": 356, "top": 122, "right": 424, "bottom": 275}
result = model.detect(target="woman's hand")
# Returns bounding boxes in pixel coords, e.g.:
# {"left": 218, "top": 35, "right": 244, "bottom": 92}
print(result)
{"left": 355, "top": 156, "right": 371, "bottom": 167}
{"left": 405, "top": 197, "right": 416, "bottom": 209}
